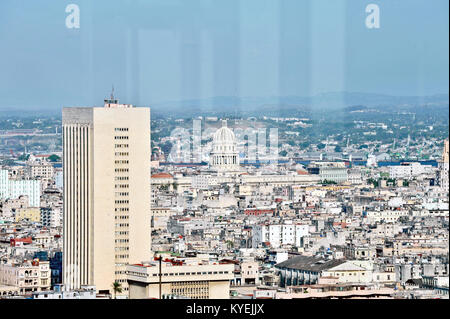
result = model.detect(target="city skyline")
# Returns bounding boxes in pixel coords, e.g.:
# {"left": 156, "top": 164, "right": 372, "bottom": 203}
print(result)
{"left": 0, "top": 0, "right": 448, "bottom": 304}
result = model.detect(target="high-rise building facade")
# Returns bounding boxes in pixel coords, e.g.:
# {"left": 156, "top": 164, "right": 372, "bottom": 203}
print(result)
{"left": 62, "top": 96, "right": 151, "bottom": 295}
{"left": 443, "top": 139, "right": 449, "bottom": 163}
{"left": 437, "top": 139, "right": 449, "bottom": 190}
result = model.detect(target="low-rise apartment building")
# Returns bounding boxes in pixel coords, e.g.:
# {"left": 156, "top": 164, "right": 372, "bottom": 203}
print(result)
{"left": 127, "top": 258, "right": 234, "bottom": 299}
{"left": 0, "top": 259, "right": 51, "bottom": 295}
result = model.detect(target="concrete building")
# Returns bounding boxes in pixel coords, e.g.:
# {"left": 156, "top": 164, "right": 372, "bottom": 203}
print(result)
{"left": 230, "top": 260, "right": 260, "bottom": 286}
{"left": 0, "top": 195, "right": 29, "bottom": 219}
{"left": 40, "top": 207, "right": 62, "bottom": 228}
{"left": 62, "top": 95, "right": 151, "bottom": 295}
{"left": 389, "top": 162, "right": 433, "bottom": 179}
{"left": 15, "top": 207, "right": 41, "bottom": 223}
{"left": 0, "top": 170, "right": 41, "bottom": 207}
{"left": 252, "top": 223, "right": 309, "bottom": 248}
{"left": 31, "top": 284, "right": 97, "bottom": 299}
{"left": 0, "top": 259, "right": 51, "bottom": 295}
{"left": 443, "top": 139, "right": 449, "bottom": 163}
{"left": 307, "top": 162, "right": 348, "bottom": 183}
{"left": 437, "top": 139, "right": 449, "bottom": 190}
{"left": 127, "top": 259, "right": 234, "bottom": 299}
{"left": 55, "top": 170, "right": 63, "bottom": 189}
{"left": 365, "top": 210, "right": 409, "bottom": 223}
{"left": 9, "top": 180, "right": 41, "bottom": 207}
{"left": 29, "top": 162, "right": 54, "bottom": 180}
{"left": 276, "top": 255, "right": 372, "bottom": 287}
{"left": 0, "top": 169, "right": 8, "bottom": 199}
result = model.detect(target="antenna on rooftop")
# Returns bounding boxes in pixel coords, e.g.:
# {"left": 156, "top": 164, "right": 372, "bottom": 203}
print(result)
{"left": 104, "top": 85, "right": 118, "bottom": 106}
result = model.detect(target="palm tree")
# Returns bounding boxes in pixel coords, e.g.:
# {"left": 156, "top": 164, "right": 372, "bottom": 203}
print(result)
{"left": 112, "top": 281, "right": 122, "bottom": 299}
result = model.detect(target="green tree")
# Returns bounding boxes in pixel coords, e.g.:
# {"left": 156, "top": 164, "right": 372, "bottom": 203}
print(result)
{"left": 48, "top": 154, "right": 61, "bottom": 162}
{"left": 112, "top": 281, "right": 122, "bottom": 299}
{"left": 368, "top": 178, "right": 379, "bottom": 187}
{"left": 18, "top": 154, "right": 30, "bottom": 161}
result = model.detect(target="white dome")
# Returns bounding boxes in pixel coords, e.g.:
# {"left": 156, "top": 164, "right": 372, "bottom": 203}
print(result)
{"left": 213, "top": 126, "right": 235, "bottom": 144}
{"left": 210, "top": 120, "right": 240, "bottom": 172}
{"left": 213, "top": 121, "right": 235, "bottom": 145}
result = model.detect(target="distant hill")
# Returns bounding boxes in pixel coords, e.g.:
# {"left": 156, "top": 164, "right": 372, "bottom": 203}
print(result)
{"left": 150, "top": 92, "right": 449, "bottom": 117}
{"left": 2, "top": 92, "right": 448, "bottom": 118}
{"left": 344, "top": 105, "right": 368, "bottom": 112}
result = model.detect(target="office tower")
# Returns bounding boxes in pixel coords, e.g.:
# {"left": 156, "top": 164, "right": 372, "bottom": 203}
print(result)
{"left": 437, "top": 139, "right": 449, "bottom": 189}
{"left": 62, "top": 94, "right": 151, "bottom": 295}
{"left": 443, "top": 139, "right": 449, "bottom": 162}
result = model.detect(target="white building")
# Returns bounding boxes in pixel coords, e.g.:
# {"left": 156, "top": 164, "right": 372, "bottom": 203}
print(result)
{"left": 191, "top": 175, "right": 210, "bottom": 189}
{"left": 210, "top": 120, "right": 240, "bottom": 172}
{"left": 276, "top": 256, "right": 372, "bottom": 287}
{"left": 320, "top": 167, "right": 348, "bottom": 183}
{"left": 389, "top": 162, "right": 433, "bottom": 179}
{"left": 0, "top": 169, "right": 9, "bottom": 199}
{"left": 347, "top": 168, "right": 363, "bottom": 185}
{"left": 29, "top": 162, "right": 54, "bottom": 180}
{"left": 55, "top": 170, "right": 63, "bottom": 189}
{"left": 8, "top": 180, "right": 41, "bottom": 207}
{"left": 365, "top": 210, "right": 409, "bottom": 223}
{"left": 252, "top": 223, "right": 309, "bottom": 248}
{"left": 32, "top": 285, "right": 97, "bottom": 299}
{"left": 436, "top": 140, "right": 449, "bottom": 190}
{"left": 40, "top": 207, "right": 62, "bottom": 228}
{"left": 0, "top": 260, "right": 51, "bottom": 295}
{"left": 0, "top": 169, "right": 41, "bottom": 207}
{"left": 62, "top": 96, "right": 151, "bottom": 295}
{"left": 127, "top": 259, "right": 234, "bottom": 299}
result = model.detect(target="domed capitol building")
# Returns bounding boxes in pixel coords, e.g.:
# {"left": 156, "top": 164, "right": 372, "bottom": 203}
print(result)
{"left": 210, "top": 120, "right": 240, "bottom": 172}
{"left": 153, "top": 119, "right": 321, "bottom": 193}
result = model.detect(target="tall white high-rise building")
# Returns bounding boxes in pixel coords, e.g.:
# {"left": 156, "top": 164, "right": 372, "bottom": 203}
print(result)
{"left": 437, "top": 139, "right": 449, "bottom": 190}
{"left": 62, "top": 95, "right": 151, "bottom": 295}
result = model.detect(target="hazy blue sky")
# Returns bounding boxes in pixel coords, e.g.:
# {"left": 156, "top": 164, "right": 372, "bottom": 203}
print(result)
{"left": 0, "top": 0, "right": 448, "bottom": 110}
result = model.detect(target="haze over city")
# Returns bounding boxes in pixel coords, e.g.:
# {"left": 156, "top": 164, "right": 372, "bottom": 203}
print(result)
{"left": 0, "top": 0, "right": 448, "bottom": 111}
{"left": 0, "top": 0, "right": 448, "bottom": 304}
